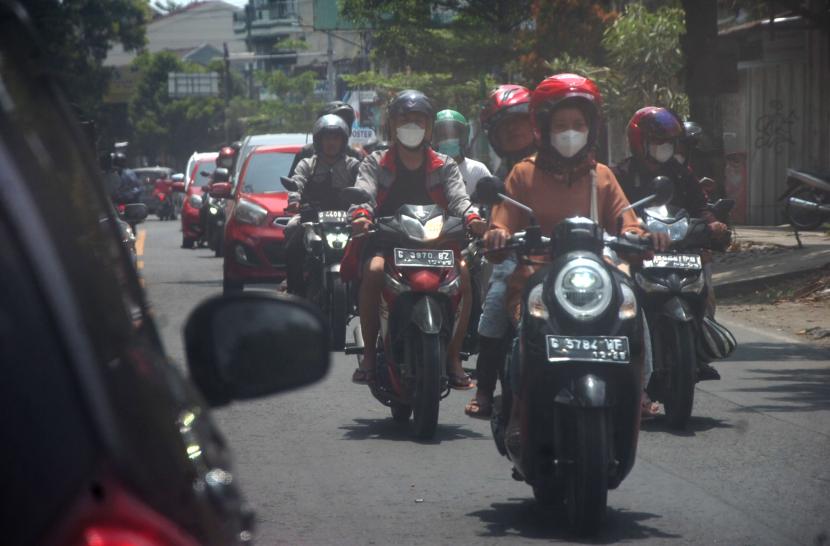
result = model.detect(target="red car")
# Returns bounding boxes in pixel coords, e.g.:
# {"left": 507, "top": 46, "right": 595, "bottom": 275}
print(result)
{"left": 216, "top": 144, "right": 302, "bottom": 293}
{"left": 179, "top": 151, "right": 218, "bottom": 248}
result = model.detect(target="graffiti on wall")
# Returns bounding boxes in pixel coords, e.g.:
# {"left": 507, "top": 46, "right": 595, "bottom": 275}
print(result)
{"left": 754, "top": 99, "right": 798, "bottom": 154}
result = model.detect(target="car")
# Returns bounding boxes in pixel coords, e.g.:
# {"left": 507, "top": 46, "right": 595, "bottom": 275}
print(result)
{"left": 179, "top": 151, "right": 218, "bottom": 248}
{"left": 0, "top": 5, "right": 330, "bottom": 545}
{"left": 132, "top": 166, "right": 174, "bottom": 214}
{"left": 213, "top": 144, "right": 303, "bottom": 293}
{"left": 232, "top": 133, "right": 310, "bottom": 187}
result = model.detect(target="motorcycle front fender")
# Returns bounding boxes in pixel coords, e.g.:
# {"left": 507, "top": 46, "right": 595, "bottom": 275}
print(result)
{"left": 554, "top": 374, "right": 612, "bottom": 408}
{"left": 661, "top": 296, "right": 695, "bottom": 322}
{"left": 411, "top": 295, "right": 443, "bottom": 335}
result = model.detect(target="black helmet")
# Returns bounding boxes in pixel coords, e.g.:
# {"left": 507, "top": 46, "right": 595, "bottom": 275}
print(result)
{"left": 111, "top": 151, "right": 127, "bottom": 170}
{"left": 318, "top": 101, "right": 355, "bottom": 134}
{"left": 312, "top": 114, "right": 350, "bottom": 155}
{"left": 387, "top": 89, "right": 434, "bottom": 120}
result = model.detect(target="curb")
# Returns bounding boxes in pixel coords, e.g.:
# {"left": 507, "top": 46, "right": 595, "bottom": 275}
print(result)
{"left": 715, "top": 263, "right": 830, "bottom": 299}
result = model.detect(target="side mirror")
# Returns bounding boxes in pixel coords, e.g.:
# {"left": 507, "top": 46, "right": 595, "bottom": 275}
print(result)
{"left": 340, "top": 186, "right": 372, "bottom": 206}
{"left": 213, "top": 167, "right": 230, "bottom": 183}
{"left": 123, "top": 203, "right": 148, "bottom": 224}
{"left": 281, "top": 176, "right": 299, "bottom": 191}
{"left": 651, "top": 176, "right": 675, "bottom": 207}
{"left": 184, "top": 293, "right": 330, "bottom": 407}
{"left": 209, "top": 182, "right": 232, "bottom": 199}
{"left": 709, "top": 198, "right": 735, "bottom": 221}
{"left": 471, "top": 176, "right": 505, "bottom": 206}
{"left": 172, "top": 181, "right": 186, "bottom": 193}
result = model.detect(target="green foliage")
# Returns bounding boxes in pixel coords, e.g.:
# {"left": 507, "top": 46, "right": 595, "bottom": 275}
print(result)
{"left": 255, "top": 70, "right": 327, "bottom": 133}
{"left": 544, "top": 53, "right": 623, "bottom": 118}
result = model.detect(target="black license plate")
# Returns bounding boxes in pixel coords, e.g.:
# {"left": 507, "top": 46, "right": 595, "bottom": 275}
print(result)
{"left": 643, "top": 253, "right": 702, "bottom": 270}
{"left": 318, "top": 210, "right": 349, "bottom": 223}
{"left": 393, "top": 248, "right": 454, "bottom": 268}
{"left": 546, "top": 335, "right": 630, "bottom": 364}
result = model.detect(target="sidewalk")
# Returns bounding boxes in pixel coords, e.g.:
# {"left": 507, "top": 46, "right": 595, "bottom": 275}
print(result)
{"left": 713, "top": 225, "right": 830, "bottom": 297}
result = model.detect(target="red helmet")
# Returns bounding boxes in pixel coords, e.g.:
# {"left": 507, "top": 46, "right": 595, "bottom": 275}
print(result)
{"left": 480, "top": 84, "right": 531, "bottom": 135}
{"left": 530, "top": 73, "right": 602, "bottom": 152}
{"left": 216, "top": 145, "right": 236, "bottom": 169}
{"left": 627, "top": 107, "right": 684, "bottom": 162}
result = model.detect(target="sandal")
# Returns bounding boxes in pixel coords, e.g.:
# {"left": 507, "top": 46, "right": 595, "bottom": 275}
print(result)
{"left": 448, "top": 372, "right": 475, "bottom": 391}
{"left": 641, "top": 395, "right": 662, "bottom": 420}
{"left": 352, "top": 367, "right": 375, "bottom": 385}
{"left": 464, "top": 397, "right": 492, "bottom": 419}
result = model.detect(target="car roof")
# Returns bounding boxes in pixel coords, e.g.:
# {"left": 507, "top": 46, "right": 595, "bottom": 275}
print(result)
{"left": 251, "top": 144, "right": 304, "bottom": 154}
{"left": 244, "top": 133, "right": 310, "bottom": 146}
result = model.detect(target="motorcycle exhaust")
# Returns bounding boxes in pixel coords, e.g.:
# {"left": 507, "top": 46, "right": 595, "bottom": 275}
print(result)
{"left": 788, "top": 196, "right": 830, "bottom": 214}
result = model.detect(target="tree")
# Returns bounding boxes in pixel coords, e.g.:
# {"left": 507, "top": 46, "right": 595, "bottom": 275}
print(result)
{"left": 255, "top": 70, "right": 327, "bottom": 133}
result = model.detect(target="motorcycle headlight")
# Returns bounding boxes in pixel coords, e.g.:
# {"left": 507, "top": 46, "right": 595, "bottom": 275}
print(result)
{"left": 553, "top": 258, "right": 612, "bottom": 321}
{"left": 188, "top": 194, "right": 203, "bottom": 209}
{"left": 208, "top": 205, "right": 219, "bottom": 215}
{"left": 527, "top": 283, "right": 548, "bottom": 319}
{"left": 618, "top": 283, "right": 638, "bottom": 320}
{"left": 234, "top": 198, "right": 268, "bottom": 226}
{"left": 668, "top": 217, "right": 689, "bottom": 241}
{"left": 423, "top": 216, "right": 444, "bottom": 240}
{"left": 325, "top": 231, "right": 350, "bottom": 249}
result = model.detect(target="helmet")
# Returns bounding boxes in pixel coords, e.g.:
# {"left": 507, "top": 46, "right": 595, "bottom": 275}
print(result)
{"left": 217, "top": 146, "right": 236, "bottom": 169}
{"left": 312, "top": 114, "right": 350, "bottom": 155}
{"left": 627, "top": 107, "right": 684, "bottom": 163}
{"left": 387, "top": 89, "right": 434, "bottom": 120}
{"left": 480, "top": 84, "right": 530, "bottom": 136}
{"left": 530, "top": 73, "right": 602, "bottom": 157}
{"left": 111, "top": 151, "right": 127, "bottom": 170}
{"left": 433, "top": 109, "right": 469, "bottom": 158}
{"left": 318, "top": 100, "right": 355, "bottom": 134}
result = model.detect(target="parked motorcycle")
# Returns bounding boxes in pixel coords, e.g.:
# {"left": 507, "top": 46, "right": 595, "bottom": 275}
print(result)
{"left": 474, "top": 176, "right": 672, "bottom": 535}
{"left": 635, "top": 199, "right": 735, "bottom": 429}
{"left": 342, "top": 187, "right": 473, "bottom": 439}
{"left": 779, "top": 168, "right": 830, "bottom": 231}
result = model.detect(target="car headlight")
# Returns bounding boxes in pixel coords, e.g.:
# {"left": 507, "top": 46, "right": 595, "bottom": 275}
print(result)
{"left": 234, "top": 198, "right": 268, "bottom": 226}
{"left": 188, "top": 194, "right": 203, "bottom": 209}
{"left": 618, "top": 283, "right": 638, "bottom": 320}
{"left": 553, "top": 258, "right": 612, "bottom": 321}
{"left": 527, "top": 283, "right": 548, "bottom": 319}
{"left": 325, "top": 231, "right": 350, "bottom": 249}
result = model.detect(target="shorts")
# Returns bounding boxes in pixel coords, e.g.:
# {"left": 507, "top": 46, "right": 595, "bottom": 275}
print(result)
{"left": 477, "top": 257, "right": 517, "bottom": 339}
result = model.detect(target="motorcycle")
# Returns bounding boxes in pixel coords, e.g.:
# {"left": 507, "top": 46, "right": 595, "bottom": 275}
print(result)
{"left": 635, "top": 199, "right": 735, "bottom": 429}
{"left": 342, "top": 186, "right": 473, "bottom": 439}
{"left": 281, "top": 177, "right": 353, "bottom": 350}
{"left": 474, "top": 176, "right": 672, "bottom": 535}
{"left": 779, "top": 168, "right": 830, "bottom": 231}
{"left": 203, "top": 168, "right": 230, "bottom": 256}
{"left": 152, "top": 177, "right": 176, "bottom": 221}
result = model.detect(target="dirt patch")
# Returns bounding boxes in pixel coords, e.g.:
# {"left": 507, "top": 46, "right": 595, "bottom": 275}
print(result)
{"left": 719, "top": 267, "right": 830, "bottom": 350}
{"left": 713, "top": 240, "right": 791, "bottom": 268}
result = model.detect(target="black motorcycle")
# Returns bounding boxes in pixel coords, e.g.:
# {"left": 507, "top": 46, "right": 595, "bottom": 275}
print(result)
{"left": 475, "top": 176, "right": 671, "bottom": 535}
{"left": 203, "top": 167, "right": 230, "bottom": 256}
{"left": 779, "top": 168, "right": 830, "bottom": 231}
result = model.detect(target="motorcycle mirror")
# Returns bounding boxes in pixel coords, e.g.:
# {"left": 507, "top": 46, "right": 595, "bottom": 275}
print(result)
{"left": 184, "top": 292, "right": 330, "bottom": 407}
{"left": 341, "top": 186, "right": 372, "bottom": 206}
{"left": 209, "top": 182, "right": 232, "bottom": 199}
{"left": 710, "top": 198, "right": 735, "bottom": 219}
{"left": 122, "top": 203, "right": 148, "bottom": 224}
{"left": 471, "top": 176, "right": 505, "bottom": 206}
{"left": 213, "top": 167, "right": 230, "bottom": 183}
{"left": 281, "top": 176, "right": 299, "bottom": 191}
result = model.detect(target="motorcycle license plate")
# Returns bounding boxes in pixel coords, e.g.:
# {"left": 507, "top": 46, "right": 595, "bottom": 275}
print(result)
{"left": 393, "top": 248, "right": 454, "bottom": 268}
{"left": 643, "top": 253, "right": 702, "bottom": 270}
{"left": 319, "top": 210, "right": 349, "bottom": 223}
{"left": 546, "top": 335, "right": 630, "bottom": 364}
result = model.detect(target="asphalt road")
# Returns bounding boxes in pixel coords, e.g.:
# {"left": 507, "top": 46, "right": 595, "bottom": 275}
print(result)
{"left": 139, "top": 218, "right": 830, "bottom": 546}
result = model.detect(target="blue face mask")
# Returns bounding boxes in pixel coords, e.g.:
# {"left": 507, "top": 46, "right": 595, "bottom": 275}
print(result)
{"left": 437, "top": 138, "right": 462, "bottom": 158}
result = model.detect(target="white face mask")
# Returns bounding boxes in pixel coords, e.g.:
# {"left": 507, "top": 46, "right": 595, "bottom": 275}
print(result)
{"left": 396, "top": 123, "right": 426, "bottom": 148}
{"left": 550, "top": 129, "right": 588, "bottom": 158}
{"left": 649, "top": 142, "right": 675, "bottom": 163}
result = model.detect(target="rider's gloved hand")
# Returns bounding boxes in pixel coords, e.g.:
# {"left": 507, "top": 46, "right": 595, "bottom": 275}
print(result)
{"left": 352, "top": 217, "right": 373, "bottom": 237}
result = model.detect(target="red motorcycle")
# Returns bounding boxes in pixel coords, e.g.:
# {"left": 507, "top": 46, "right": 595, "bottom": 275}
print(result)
{"left": 342, "top": 187, "right": 471, "bottom": 439}
{"left": 152, "top": 177, "right": 176, "bottom": 220}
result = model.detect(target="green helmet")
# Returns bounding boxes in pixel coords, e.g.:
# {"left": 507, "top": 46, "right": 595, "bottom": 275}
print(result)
{"left": 433, "top": 109, "right": 469, "bottom": 159}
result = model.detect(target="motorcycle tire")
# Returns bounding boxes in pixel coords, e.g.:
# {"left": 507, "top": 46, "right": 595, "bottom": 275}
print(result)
{"left": 566, "top": 408, "right": 609, "bottom": 536}
{"left": 223, "top": 277, "right": 243, "bottom": 294}
{"left": 785, "top": 187, "right": 825, "bottom": 231}
{"left": 329, "top": 277, "right": 348, "bottom": 350}
{"left": 391, "top": 403, "right": 412, "bottom": 423}
{"left": 214, "top": 235, "right": 224, "bottom": 257}
{"left": 411, "top": 333, "right": 443, "bottom": 440}
{"left": 663, "top": 321, "right": 697, "bottom": 430}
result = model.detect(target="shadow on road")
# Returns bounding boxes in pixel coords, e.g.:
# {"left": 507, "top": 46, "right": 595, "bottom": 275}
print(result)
{"left": 730, "top": 367, "right": 830, "bottom": 413}
{"left": 339, "top": 418, "right": 484, "bottom": 443}
{"left": 640, "top": 415, "right": 736, "bottom": 437}
{"left": 723, "top": 341, "right": 829, "bottom": 362}
{"left": 467, "top": 498, "right": 680, "bottom": 542}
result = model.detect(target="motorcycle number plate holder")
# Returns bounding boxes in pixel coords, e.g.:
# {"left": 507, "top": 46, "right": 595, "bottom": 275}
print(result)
{"left": 393, "top": 248, "right": 454, "bottom": 268}
{"left": 319, "top": 210, "right": 349, "bottom": 223}
{"left": 546, "top": 335, "right": 630, "bottom": 364}
{"left": 643, "top": 253, "right": 701, "bottom": 270}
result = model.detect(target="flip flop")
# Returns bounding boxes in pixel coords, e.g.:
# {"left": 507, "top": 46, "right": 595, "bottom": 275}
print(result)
{"left": 464, "top": 397, "right": 492, "bottom": 419}
{"left": 641, "top": 396, "right": 662, "bottom": 420}
{"left": 351, "top": 367, "right": 375, "bottom": 385}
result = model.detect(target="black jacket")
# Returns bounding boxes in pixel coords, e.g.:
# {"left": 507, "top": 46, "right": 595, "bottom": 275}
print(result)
{"left": 288, "top": 142, "right": 363, "bottom": 178}
{"left": 612, "top": 157, "right": 707, "bottom": 217}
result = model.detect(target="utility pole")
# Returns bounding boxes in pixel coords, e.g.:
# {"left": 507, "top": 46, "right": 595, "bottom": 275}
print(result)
{"left": 326, "top": 31, "right": 336, "bottom": 101}
{"left": 245, "top": 0, "right": 255, "bottom": 100}
{"left": 223, "top": 42, "right": 231, "bottom": 142}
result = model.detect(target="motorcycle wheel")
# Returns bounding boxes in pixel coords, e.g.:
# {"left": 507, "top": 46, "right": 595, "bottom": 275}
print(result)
{"left": 663, "top": 321, "right": 697, "bottom": 430}
{"left": 329, "top": 277, "right": 347, "bottom": 350}
{"left": 391, "top": 403, "right": 412, "bottom": 423}
{"left": 214, "top": 232, "right": 224, "bottom": 257}
{"left": 566, "top": 408, "right": 609, "bottom": 536}
{"left": 223, "top": 277, "right": 243, "bottom": 294}
{"left": 785, "top": 187, "right": 825, "bottom": 231}
{"left": 411, "top": 333, "right": 443, "bottom": 440}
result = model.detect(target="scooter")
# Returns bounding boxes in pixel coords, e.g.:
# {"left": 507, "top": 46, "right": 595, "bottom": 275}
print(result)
{"left": 342, "top": 186, "right": 472, "bottom": 440}
{"left": 152, "top": 178, "right": 176, "bottom": 221}
{"left": 474, "top": 176, "right": 672, "bottom": 535}
{"left": 779, "top": 168, "right": 830, "bottom": 231}
{"left": 203, "top": 168, "right": 230, "bottom": 256}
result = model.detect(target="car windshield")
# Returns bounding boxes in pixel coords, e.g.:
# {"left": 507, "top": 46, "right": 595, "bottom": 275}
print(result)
{"left": 240, "top": 152, "right": 294, "bottom": 194}
{"left": 193, "top": 161, "right": 216, "bottom": 186}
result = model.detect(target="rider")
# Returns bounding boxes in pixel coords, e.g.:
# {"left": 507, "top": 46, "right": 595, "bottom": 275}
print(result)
{"left": 612, "top": 107, "right": 728, "bottom": 381}
{"left": 108, "top": 151, "right": 141, "bottom": 205}
{"left": 432, "top": 109, "right": 491, "bottom": 195}
{"left": 465, "top": 85, "right": 535, "bottom": 419}
{"left": 484, "top": 74, "right": 669, "bottom": 443}
{"left": 288, "top": 100, "right": 363, "bottom": 177}
{"left": 285, "top": 114, "right": 360, "bottom": 295}
{"left": 348, "top": 89, "right": 487, "bottom": 387}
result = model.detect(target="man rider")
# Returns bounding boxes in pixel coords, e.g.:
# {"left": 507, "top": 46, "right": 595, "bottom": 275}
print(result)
{"left": 348, "top": 89, "right": 487, "bottom": 388}
{"left": 285, "top": 114, "right": 360, "bottom": 296}
{"left": 432, "top": 109, "right": 491, "bottom": 196}
{"left": 288, "top": 100, "right": 363, "bottom": 177}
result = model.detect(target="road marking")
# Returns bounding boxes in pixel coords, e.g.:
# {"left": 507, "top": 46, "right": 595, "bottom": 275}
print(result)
{"left": 136, "top": 228, "right": 146, "bottom": 257}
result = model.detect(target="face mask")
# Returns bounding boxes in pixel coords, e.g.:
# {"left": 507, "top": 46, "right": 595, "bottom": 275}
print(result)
{"left": 396, "top": 123, "right": 426, "bottom": 148}
{"left": 436, "top": 138, "right": 461, "bottom": 158}
{"left": 550, "top": 129, "right": 588, "bottom": 158}
{"left": 649, "top": 142, "right": 675, "bottom": 163}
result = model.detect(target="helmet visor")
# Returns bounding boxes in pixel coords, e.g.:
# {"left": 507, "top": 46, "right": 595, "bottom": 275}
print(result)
{"left": 433, "top": 121, "right": 464, "bottom": 142}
